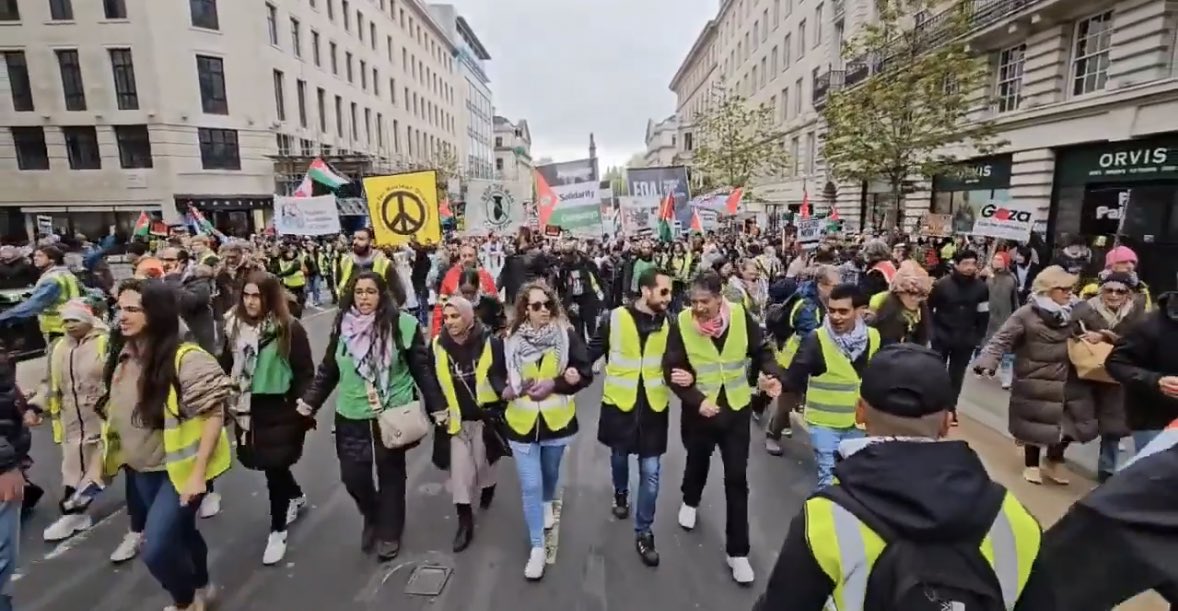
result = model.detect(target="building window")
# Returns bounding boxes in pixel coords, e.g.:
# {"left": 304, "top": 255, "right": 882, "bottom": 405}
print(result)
{"left": 109, "top": 48, "right": 139, "bottom": 110}
{"left": 312, "top": 30, "right": 321, "bottom": 66}
{"left": 198, "top": 128, "right": 240, "bottom": 170}
{"left": 190, "top": 0, "right": 218, "bottom": 30}
{"left": 357, "top": 12, "right": 364, "bottom": 41}
{"left": 300, "top": 138, "right": 314, "bottom": 156}
{"left": 815, "top": 4, "right": 823, "bottom": 46}
{"left": 806, "top": 131, "right": 816, "bottom": 174}
{"left": 345, "top": 52, "right": 353, "bottom": 82}
{"left": 63, "top": 126, "right": 101, "bottom": 170}
{"left": 276, "top": 133, "right": 292, "bottom": 155}
{"left": 1071, "top": 11, "right": 1112, "bottom": 96}
{"left": 350, "top": 102, "right": 358, "bottom": 140}
{"left": 783, "top": 33, "right": 791, "bottom": 69}
{"left": 364, "top": 107, "right": 371, "bottom": 142}
{"left": 798, "top": 20, "right": 806, "bottom": 58}
{"left": 342, "top": 0, "right": 350, "bottom": 30}
{"left": 794, "top": 77, "right": 803, "bottom": 115}
{"left": 266, "top": 4, "right": 279, "bottom": 45}
{"left": 273, "top": 70, "right": 286, "bottom": 121}
{"left": 103, "top": 0, "right": 127, "bottom": 19}
{"left": 995, "top": 44, "right": 1025, "bottom": 113}
{"left": 56, "top": 50, "right": 86, "bottom": 111}
{"left": 12, "top": 127, "right": 48, "bottom": 170}
{"left": 684, "top": 132, "right": 693, "bottom": 151}
{"left": 0, "top": 0, "right": 19, "bottom": 20}
{"left": 761, "top": 10, "right": 768, "bottom": 41}
{"left": 782, "top": 86, "right": 790, "bottom": 119}
{"left": 370, "top": 23, "right": 377, "bottom": 50}
{"left": 49, "top": 0, "right": 73, "bottom": 20}
{"left": 317, "top": 87, "right": 326, "bottom": 132}
{"left": 291, "top": 18, "right": 302, "bottom": 58}
{"left": 760, "top": 56, "right": 767, "bottom": 87}
{"left": 334, "top": 95, "right": 343, "bottom": 136}
{"left": 115, "top": 125, "right": 153, "bottom": 168}
{"left": 330, "top": 42, "right": 338, "bottom": 74}
{"left": 296, "top": 80, "right": 307, "bottom": 127}
{"left": 771, "top": 46, "right": 778, "bottom": 74}
{"left": 773, "top": 0, "right": 780, "bottom": 25}
{"left": 4, "top": 52, "right": 33, "bottom": 112}
{"left": 377, "top": 112, "right": 384, "bottom": 147}
{"left": 390, "top": 78, "right": 396, "bottom": 103}
{"left": 360, "top": 60, "right": 367, "bottom": 90}
{"left": 327, "top": 0, "right": 333, "bottom": 20}
{"left": 196, "top": 55, "right": 228, "bottom": 114}
{"left": 790, "top": 136, "right": 800, "bottom": 175}
{"left": 496, "top": 158, "right": 504, "bottom": 172}
{"left": 373, "top": 68, "right": 379, "bottom": 96}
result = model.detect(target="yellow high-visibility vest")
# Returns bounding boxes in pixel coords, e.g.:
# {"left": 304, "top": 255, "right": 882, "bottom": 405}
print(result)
{"left": 434, "top": 337, "right": 499, "bottom": 435}
{"left": 504, "top": 350, "right": 576, "bottom": 436}
{"left": 37, "top": 270, "right": 82, "bottom": 335}
{"left": 676, "top": 303, "right": 752, "bottom": 410}
{"left": 279, "top": 259, "right": 306, "bottom": 288}
{"left": 337, "top": 255, "right": 392, "bottom": 293}
{"left": 776, "top": 299, "right": 819, "bottom": 369}
{"left": 805, "top": 491, "right": 1041, "bottom": 611}
{"left": 101, "top": 343, "right": 233, "bottom": 486}
{"left": 804, "top": 327, "right": 880, "bottom": 429}
{"left": 48, "top": 332, "right": 109, "bottom": 444}
{"left": 602, "top": 307, "right": 669, "bottom": 412}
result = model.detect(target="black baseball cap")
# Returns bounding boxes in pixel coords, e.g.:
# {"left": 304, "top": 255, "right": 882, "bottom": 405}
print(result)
{"left": 860, "top": 344, "right": 955, "bottom": 418}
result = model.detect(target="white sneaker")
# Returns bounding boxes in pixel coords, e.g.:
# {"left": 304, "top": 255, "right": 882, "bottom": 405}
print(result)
{"left": 543, "top": 502, "right": 555, "bottom": 530}
{"left": 727, "top": 556, "right": 755, "bottom": 584}
{"left": 262, "top": 531, "right": 288, "bottom": 565}
{"left": 524, "top": 547, "right": 546, "bottom": 580}
{"left": 678, "top": 503, "right": 697, "bottom": 531}
{"left": 110, "top": 531, "right": 143, "bottom": 563}
{"left": 285, "top": 495, "right": 307, "bottom": 526}
{"left": 43, "top": 513, "right": 92, "bottom": 542}
{"left": 199, "top": 492, "right": 222, "bottom": 519}
{"left": 196, "top": 583, "right": 218, "bottom": 606}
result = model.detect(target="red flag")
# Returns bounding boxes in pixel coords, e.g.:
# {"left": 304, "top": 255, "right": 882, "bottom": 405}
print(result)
{"left": 800, "top": 187, "right": 811, "bottom": 219}
{"left": 439, "top": 198, "right": 454, "bottom": 218}
{"left": 658, "top": 192, "right": 675, "bottom": 221}
{"left": 829, "top": 207, "right": 841, "bottom": 221}
{"left": 690, "top": 206, "right": 704, "bottom": 233}
{"left": 534, "top": 170, "right": 559, "bottom": 230}
{"left": 724, "top": 188, "right": 744, "bottom": 215}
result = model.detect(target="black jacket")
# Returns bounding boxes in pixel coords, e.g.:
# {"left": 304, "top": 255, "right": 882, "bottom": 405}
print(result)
{"left": 556, "top": 255, "right": 604, "bottom": 307}
{"left": 589, "top": 306, "right": 671, "bottom": 457}
{"left": 753, "top": 440, "right": 1055, "bottom": 611}
{"left": 870, "top": 294, "right": 933, "bottom": 347}
{"left": 435, "top": 325, "right": 507, "bottom": 422}
{"left": 782, "top": 326, "right": 873, "bottom": 395}
{"left": 165, "top": 271, "right": 219, "bottom": 354}
{"left": 497, "top": 253, "right": 528, "bottom": 305}
{"left": 664, "top": 309, "right": 785, "bottom": 438}
{"left": 502, "top": 328, "right": 593, "bottom": 443}
{"left": 0, "top": 357, "right": 30, "bottom": 475}
{"left": 0, "top": 258, "right": 38, "bottom": 290}
{"left": 1105, "top": 292, "right": 1178, "bottom": 432}
{"left": 929, "top": 273, "right": 990, "bottom": 349}
{"left": 219, "top": 319, "right": 316, "bottom": 470}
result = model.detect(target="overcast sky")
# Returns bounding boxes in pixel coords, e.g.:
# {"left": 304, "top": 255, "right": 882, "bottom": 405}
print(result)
{"left": 445, "top": 0, "right": 717, "bottom": 170}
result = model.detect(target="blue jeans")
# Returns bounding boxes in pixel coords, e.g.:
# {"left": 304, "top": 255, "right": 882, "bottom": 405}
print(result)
{"left": 609, "top": 451, "right": 660, "bottom": 535}
{"left": 1098, "top": 434, "right": 1122, "bottom": 479}
{"left": 1132, "top": 430, "right": 1163, "bottom": 455}
{"left": 415, "top": 290, "right": 431, "bottom": 326}
{"left": 810, "top": 424, "right": 865, "bottom": 489}
{"left": 509, "top": 441, "right": 565, "bottom": 548}
{"left": 0, "top": 501, "right": 19, "bottom": 611}
{"left": 307, "top": 275, "right": 323, "bottom": 305}
{"left": 129, "top": 469, "right": 209, "bottom": 608}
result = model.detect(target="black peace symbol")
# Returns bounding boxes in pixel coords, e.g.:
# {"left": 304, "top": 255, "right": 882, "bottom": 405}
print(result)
{"left": 380, "top": 190, "right": 427, "bottom": 235}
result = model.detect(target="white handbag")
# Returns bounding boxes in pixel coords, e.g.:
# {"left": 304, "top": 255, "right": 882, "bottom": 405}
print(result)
{"left": 366, "top": 382, "right": 430, "bottom": 449}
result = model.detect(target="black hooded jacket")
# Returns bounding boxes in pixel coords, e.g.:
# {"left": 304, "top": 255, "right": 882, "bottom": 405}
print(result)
{"left": 753, "top": 440, "right": 1055, "bottom": 611}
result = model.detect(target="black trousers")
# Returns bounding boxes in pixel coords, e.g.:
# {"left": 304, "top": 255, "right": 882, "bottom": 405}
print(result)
{"left": 1025, "top": 440, "right": 1070, "bottom": 468}
{"left": 934, "top": 342, "right": 974, "bottom": 411}
{"left": 335, "top": 416, "right": 407, "bottom": 542}
{"left": 681, "top": 416, "right": 751, "bottom": 557}
{"left": 265, "top": 467, "right": 303, "bottom": 532}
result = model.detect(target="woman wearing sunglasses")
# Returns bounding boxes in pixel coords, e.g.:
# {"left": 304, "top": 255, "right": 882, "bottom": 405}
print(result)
{"left": 503, "top": 281, "right": 593, "bottom": 580}
{"left": 1071, "top": 271, "right": 1148, "bottom": 482}
{"left": 867, "top": 260, "right": 933, "bottom": 346}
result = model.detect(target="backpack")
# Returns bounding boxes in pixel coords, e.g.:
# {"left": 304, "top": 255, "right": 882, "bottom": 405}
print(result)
{"left": 766, "top": 294, "right": 803, "bottom": 345}
{"left": 820, "top": 486, "right": 1009, "bottom": 611}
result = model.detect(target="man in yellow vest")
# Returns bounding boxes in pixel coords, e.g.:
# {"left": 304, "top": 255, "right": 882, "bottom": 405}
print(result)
{"left": 271, "top": 244, "right": 308, "bottom": 312}
{"left": 781, "top": 283, "right": 878, "bottom": 489}
{"left": 334, "top": 228, "right": 394, "bottom": 295}
{"left": 590, "top": 266, "right": 676, "bottom": 567}
{"left": 663, "top": 270, "right": 785, "bottom": 584}
{"left": 753, "top": 344, "right": 1053, "bottom": 611}
{"left": 0, "top": 245, "right": 82, "bottom": 349}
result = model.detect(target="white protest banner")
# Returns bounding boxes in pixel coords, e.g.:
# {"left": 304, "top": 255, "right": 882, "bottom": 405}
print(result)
{"left": 36, "top": 215, "right": 53, "bottom": 236}
{"left": 619, "top": 196, "right": 661, "bottom": 237}
{"left": 968, "top": 200, "right": 1035, "bottom": 241}
{"left": 796, "top": 218, "right": 826, "bottom": 245}
{"left": 274, "top": 194, "right": 342, "bottom": 235}
{"left": 464, "top": 179, "right": 527, "bottom": 236}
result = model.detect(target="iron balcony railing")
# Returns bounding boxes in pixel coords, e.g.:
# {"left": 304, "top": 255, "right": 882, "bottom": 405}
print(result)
{"left": 812, "top": 69, "right": 847, "bottom": 106}
{"left": 832, "top": 0, "right": 845, "bottom": 20}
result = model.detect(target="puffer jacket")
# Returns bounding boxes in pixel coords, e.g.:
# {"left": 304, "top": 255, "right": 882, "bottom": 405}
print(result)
{"left": 976, "top": 302, "right": 1093, "bottom": 445}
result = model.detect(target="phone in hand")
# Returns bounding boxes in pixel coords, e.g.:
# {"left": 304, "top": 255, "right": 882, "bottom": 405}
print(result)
{"left": 62, "top": 480, "right": 104, "bottom": 512}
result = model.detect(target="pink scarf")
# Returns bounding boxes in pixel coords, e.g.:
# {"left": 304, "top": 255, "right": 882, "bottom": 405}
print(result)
{"left": 694, "top": 300, "right": 732, "bottom": 339}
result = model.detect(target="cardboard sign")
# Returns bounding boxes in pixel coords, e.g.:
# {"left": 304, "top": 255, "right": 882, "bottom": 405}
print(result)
{"left": 544, "top": 224, "right": 563, "bottom": 237}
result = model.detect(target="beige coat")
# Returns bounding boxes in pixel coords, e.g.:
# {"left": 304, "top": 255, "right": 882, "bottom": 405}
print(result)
{"left": 976, "top": 303, "right": 1094, "bottom": 446}
{"left": 43, "top": 330, "right": 108, "bottom": 488}
{"left": 1069, "top": 298, "right": 1148, "bottom": 440}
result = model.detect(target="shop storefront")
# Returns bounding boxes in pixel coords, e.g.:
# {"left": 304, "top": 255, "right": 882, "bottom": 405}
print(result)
{"left": 1051, "top": 133, "right": 1178, "bottom": 294}
{"left": 21, "top": 205, "right": 149, "bottom": 242}
{"left": 930, "top": 154, "right": 1014, "bottom": 235}
{"left": 175, "top": 194, "right": 273, "bottom": 238}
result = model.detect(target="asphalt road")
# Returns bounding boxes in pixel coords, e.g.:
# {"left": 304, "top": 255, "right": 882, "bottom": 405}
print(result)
{"left": 10, "top": 307, "right": 817, "bottom": 611}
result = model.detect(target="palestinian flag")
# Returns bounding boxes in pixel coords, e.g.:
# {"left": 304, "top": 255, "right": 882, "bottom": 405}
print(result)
{"left": 534, "top": 169, "right": 559, "bottom": 230}
{"left": 133, "top": 211, "right": 151, "bottom": 238}
{"left": 725, "top": 187, "right": 744, "bottom": 215}
{"left": 690, "top": 206, "right": 704, "bottom": 234}
{"left": 800, "top": 187, "right": 811, "bottom": 219}
{"left": 657, "top": 192, "right": 675, "bottom": 242}
{"left": 307, "top": 157, "right": 350, "bottom": 189}
{"left": 829, "top": 207, "right": 841, "bottom": 221}
{"left": 439, "top": 198, "right": 454, "bottom": 219}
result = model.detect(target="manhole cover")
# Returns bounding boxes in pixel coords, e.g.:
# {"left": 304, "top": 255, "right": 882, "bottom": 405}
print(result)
{"left": 405, "top": 565, "right": 451, "bottom": 596}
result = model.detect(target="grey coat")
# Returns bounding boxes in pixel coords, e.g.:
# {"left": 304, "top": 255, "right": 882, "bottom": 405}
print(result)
{"left": 1068, "top": 298, "right": 1149, "bottom": 441}
{"left": 976, "top": 303, "right": 1093, "bottom": 445}
{"left": 983, "top": 269, "right": 1020, "bottom": 344}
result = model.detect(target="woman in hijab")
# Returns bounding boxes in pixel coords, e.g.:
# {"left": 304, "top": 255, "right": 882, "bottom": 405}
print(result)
{"left": 503, "top": 281, "right": 593, "bottom": 581}
{"left": 975, "top": 265, "right": 1094, "bottom": 485}
{"left": 220, "top": 271, "right": 315, "bottom": 565}
{"left": 432, "top": 296, "right": 508, "bottom": 553}
{"left": 300, "top": 271, "right": 446, "bottom": 562}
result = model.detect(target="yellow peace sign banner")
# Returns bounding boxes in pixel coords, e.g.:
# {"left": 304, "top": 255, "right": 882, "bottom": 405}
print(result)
{"left": 363, "top": 170, "right": 442, "bottom": 246}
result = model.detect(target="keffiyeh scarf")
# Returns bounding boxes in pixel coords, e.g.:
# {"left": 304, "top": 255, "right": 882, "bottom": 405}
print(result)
{"left": 1032, "top": 294, "right": 1076, "bottom": 327}
{"left": 225, "top": 313, "right": 277, "bottom": 431}
{"left": 341, "top": 308, "right": 396, "bottom": 407}
{"left": 505, "top": 322, "right": 569, "bottom": 394}
{"left": 694, "top": 299, "right": 732, "bottom": 339}
{"left": 825, "top": 316, "right": 870, "bottom": 362}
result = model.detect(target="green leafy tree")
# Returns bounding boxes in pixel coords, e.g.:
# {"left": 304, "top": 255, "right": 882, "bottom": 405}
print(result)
{"left": 601, "top": 165, "right": 629, "bottom": 196}
{"left": 822, "top": 0, "right": 1006, "bottom": 230}
{"left": 691, "top": 86, "right": 791, "bottom": 200}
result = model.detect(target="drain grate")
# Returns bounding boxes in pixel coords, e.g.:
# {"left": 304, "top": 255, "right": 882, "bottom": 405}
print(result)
{"left": 404, "top": 565, "right": 452, "bottom": 597}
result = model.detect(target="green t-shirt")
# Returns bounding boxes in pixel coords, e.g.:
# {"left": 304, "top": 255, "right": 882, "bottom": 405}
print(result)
{"left": 334, "top": 312, "right": 420, "bottom": 421}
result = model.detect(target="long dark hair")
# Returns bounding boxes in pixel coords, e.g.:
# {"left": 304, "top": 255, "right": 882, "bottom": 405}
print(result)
{"left": 509, "top": 281, "right": 565, "bottom": 335}
{"left": 233, "top": 271, "right": 294, "bottom": 358}
{"left": 334, "top": 271, "right": 406, "bottom": 352}
{"left": 118, "top": 278, "right": 181, "bottom": 430}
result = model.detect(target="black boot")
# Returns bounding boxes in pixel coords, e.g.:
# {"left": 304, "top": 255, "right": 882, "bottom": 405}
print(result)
{"left": 479, "top": 485, "right": 496, "bottom": 510}
{"left": 376, "top": 539, "right": 400, "bottom": 561}
{"left": 360, "top": 517, "right": 377, "bottom": 554}
{"left": 612, "top": 491, "right": 630, "bottom": 519}
{"left": 635, "top": 532, "right": 660, "bottom": 567}
{"left": 453, "top": 504, "right": 474, "bottom": 553}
